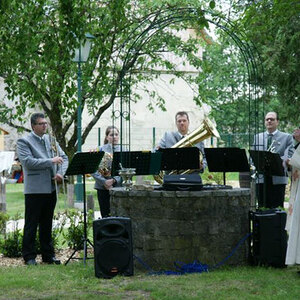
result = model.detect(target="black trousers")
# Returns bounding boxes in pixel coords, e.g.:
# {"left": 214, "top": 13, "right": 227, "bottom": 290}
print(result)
{"left": 96, "top": 189, "right": 110, "bottom": 218}
{"left": 22, "top": 191, "right": 57, "bottom": 261}
{"left": 256, "top": 176, "right": 286, "bottom": 209}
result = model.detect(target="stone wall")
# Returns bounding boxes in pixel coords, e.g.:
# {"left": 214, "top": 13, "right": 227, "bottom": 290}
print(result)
{"left": 110, "top": 188, "right": 251, "bottom": 270}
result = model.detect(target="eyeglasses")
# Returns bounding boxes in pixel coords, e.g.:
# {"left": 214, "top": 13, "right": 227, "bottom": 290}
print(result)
{"left": 265, "top": 118, "right": 276, "bottom": 121}
{"left": 36, "top": 122, "right": 48, "bottom": 126}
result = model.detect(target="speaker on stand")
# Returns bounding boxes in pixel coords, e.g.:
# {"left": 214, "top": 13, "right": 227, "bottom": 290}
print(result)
{"left": 93, "top": 217, "right": 133, "bottom": 278}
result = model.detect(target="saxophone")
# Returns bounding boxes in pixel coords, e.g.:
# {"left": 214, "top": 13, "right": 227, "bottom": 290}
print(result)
{"left": 98, "top": 152, "right": 113, "bottom": 177}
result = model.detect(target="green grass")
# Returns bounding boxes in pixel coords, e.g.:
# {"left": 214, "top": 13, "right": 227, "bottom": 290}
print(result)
{"left": 5, "top": 182, "right": 98, "bottom": 218}
{"left": 0, "top": 263, "right": 299, "bottom": 299}
{"left": 2, "top": 176, "right": 298, "bottom": 299}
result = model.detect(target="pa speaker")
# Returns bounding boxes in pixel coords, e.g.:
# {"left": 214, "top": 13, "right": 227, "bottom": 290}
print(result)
{"left": 93, "top": 217, "right": 133, "bottom": 278}
{"left": 250, "top": 209, "right": 287, "bottom": 267}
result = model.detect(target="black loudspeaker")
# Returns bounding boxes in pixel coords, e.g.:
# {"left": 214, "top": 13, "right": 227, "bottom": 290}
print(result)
{"left": 93, "top": 217, "right": 133, "bottom": 278}
{"left": 250, "top": 209, "right": 287, "bottom": 267}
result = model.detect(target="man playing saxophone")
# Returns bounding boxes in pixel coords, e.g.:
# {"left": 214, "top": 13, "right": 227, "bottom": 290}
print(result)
{"left": 252, "top": 111, "right": 294, "bottom": 208}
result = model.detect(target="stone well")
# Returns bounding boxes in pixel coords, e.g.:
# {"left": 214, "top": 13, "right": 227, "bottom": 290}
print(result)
{"left": 110, "top": 188, "right": 251, "bottom": 270}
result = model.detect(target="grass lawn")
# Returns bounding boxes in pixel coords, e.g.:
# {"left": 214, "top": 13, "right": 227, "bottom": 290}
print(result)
{"left": 1, "top": 176, "right": 298, "bottom": 299}
{"left": 5, "top": 182, "right": 98, "bottom": 218}
{"left": 0, "top": 262, "right": 299, "bottom": 299}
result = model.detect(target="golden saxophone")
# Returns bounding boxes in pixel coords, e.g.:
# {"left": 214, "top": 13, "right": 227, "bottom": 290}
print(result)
{"left": 98, "top": 152, "right": 113, "bottom": 177}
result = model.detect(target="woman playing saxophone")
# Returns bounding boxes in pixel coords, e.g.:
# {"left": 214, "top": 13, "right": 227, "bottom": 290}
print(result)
{"left": 91, "top": 126, "right": 122, "bottom": 218}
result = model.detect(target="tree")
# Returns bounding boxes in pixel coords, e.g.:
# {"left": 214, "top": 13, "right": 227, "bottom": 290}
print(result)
{"left": 0, "top": 0, "right": 215, "bottom": 156}
{"left": 233, "top": 0, "right": 300, "bottom": 127}
{"left": 193, "top": 33, "right": 252, "bottom": 148}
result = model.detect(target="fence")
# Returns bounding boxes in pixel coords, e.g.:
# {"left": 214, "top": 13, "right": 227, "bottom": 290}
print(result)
{"left": 82, "top": 127, "right": 253, "bottom": 152}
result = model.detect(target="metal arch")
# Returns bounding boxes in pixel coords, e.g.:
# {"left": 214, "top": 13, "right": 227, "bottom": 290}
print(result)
{"left": 114, "top": 7, "right": 264, "bottom": 150}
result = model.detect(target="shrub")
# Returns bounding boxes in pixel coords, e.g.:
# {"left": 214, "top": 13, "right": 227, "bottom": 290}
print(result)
{"left": 0, "top": 229, "right": 23, "bottom": 257}
{"left": 62, "top": 209, "right": 93, "bottom": 250}
{"left": 0, "top": 213, "right": 23, "bottom": 257}
{"left": 0, "top": 211, "right": 9, "bottom": 235}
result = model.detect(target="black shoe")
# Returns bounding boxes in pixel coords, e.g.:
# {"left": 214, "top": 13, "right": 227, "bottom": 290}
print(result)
{"left": 43, "top": 257, "right": 61, "bottom": 265}
{"left": 25, "top": 259, "right": 37, "bottom": 266}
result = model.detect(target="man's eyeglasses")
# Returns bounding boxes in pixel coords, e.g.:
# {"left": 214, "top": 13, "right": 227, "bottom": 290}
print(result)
{"left": 265, "top": 118, "right": 276, "bottom": 121}
{"left": 36, "top": 122, "right": 48, "bottom": 126}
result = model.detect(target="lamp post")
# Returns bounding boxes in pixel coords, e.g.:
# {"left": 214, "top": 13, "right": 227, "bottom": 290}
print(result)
{"left": 72, "top": 33, "right": 95, "bottom": 204}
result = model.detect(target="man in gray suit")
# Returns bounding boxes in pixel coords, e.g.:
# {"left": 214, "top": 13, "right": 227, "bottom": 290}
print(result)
{"left": 158, "top": 111, "right": 207, "bottom": 171}
{"left": 17, "top": 112, "right": 68, "bottom": 265}
{"left": 253, "top": 111, "right": 294, "bottom": 208}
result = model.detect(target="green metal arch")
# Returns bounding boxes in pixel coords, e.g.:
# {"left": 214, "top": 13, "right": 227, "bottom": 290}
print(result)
{"left": 114, "top": 7, "right": 264, "bottom": 150}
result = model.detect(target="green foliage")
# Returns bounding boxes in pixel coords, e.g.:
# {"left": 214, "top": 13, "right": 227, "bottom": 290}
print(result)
{"left": 0, "top": 213, "right": 23, "bottom": 257}
{"left": 234, "top": 0, "right": 300, "bottom": 125}
{"left": 0, "top": 0, "right": 213, "bottom": 157}
{"left": 0, "top": 229, "right": 23, "bottom": 258}
{"left": 202, "top": 168, "right": 224, "bottom": 185}
{"left": 62, "top": 209, "right": 93, "bottom": 250}
{"left": 194, "top": 34, "right": 259, "bottom": 146}
{"left": 0, "top": 211, "right": 9, "bottom": 234}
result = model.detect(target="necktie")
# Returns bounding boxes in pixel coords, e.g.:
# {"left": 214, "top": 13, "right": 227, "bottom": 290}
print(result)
{"left": 41, "top": 138, "right": 46, "bottom": 148}
{"left": 267, "top": 134, "right": 273, "bottom": 149}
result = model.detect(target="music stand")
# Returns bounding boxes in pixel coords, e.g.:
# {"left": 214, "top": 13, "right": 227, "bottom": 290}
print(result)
{"left": 249, "top": 150, "right": 284, "bottom": 207}
{"left": 249, "top": 150, "right": 284, "bottom": 177}
{"left": 64, "top": 151, "right": 104, "bottom": 265}
{"left": 159, "top": 147, "right": 200, "bottom": 171}
{"left": 204, "top": 148, "right": 250, "bottom": 185}
{"left": 111, "top": 151, "right": 162, "bottom": 176}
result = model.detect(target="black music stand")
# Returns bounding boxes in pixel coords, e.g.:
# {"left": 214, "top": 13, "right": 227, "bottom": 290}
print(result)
{"left": 249, "top": 150, "right": 284, "bottom": 177}
{"left": 249, "top": 150, "right": 284, "bottom": 207}
{"left": 111, "top": 151, "right": 162, "bottom": 176}
{"left": 204, "top": 148, "right": 250, "bottom": 185}
{"left": 64, "top": 151, "right": 104, "bottom": 265}
{"left": 159, "top": 147, "right": 200, "bottom": 171}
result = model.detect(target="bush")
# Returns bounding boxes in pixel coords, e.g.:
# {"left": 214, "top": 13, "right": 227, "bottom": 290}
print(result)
{"left": 0, "top": 213, "right": 23, "bottom": 257}
{"left": 0, "top": 229, "right": 23, "bottom": 257}
{"left": 62, "top": 209, "right": 93, "bottom": 250}
{"left": 0, "top": 211, "right": 9, "bottom": 235}
{"left": 0, "top": 209, "right": 94, "bottom": 257}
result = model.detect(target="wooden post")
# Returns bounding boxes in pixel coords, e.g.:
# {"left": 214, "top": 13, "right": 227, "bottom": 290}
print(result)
{"left": 0, "top": 177, "right": 6, "bottom": 212}
{"left": 87, "top": 194, "right": 94, "bottom": 211}
{"left": 67, "top": 183, "right": 75, "bottom": 208}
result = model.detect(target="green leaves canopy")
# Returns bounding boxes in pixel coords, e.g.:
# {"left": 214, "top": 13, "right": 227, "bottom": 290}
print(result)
{"left": 0, "top": 0, "right": 215, "bottom": 155}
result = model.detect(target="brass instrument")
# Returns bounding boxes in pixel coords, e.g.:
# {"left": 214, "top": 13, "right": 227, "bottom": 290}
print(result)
{"left": 98, "top": 152, "right": 113, "bottom": 177}
{"left": 154, "top": 118, "right": 220, "bottom": 184}
{"left": 48, "top": 132, "right": 66, "bottom": 200}
{"left": 267, "top": 139, "right": 276, "bottom": 153}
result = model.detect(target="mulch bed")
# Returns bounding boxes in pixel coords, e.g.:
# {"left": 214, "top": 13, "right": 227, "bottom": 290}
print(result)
{"left": 0, "top": 248, "right": 90, "bottom": 267}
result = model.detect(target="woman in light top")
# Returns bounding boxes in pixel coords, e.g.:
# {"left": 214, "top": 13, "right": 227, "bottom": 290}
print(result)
{"left": 92, "top": 126, "right": 122, "bottom": 218}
